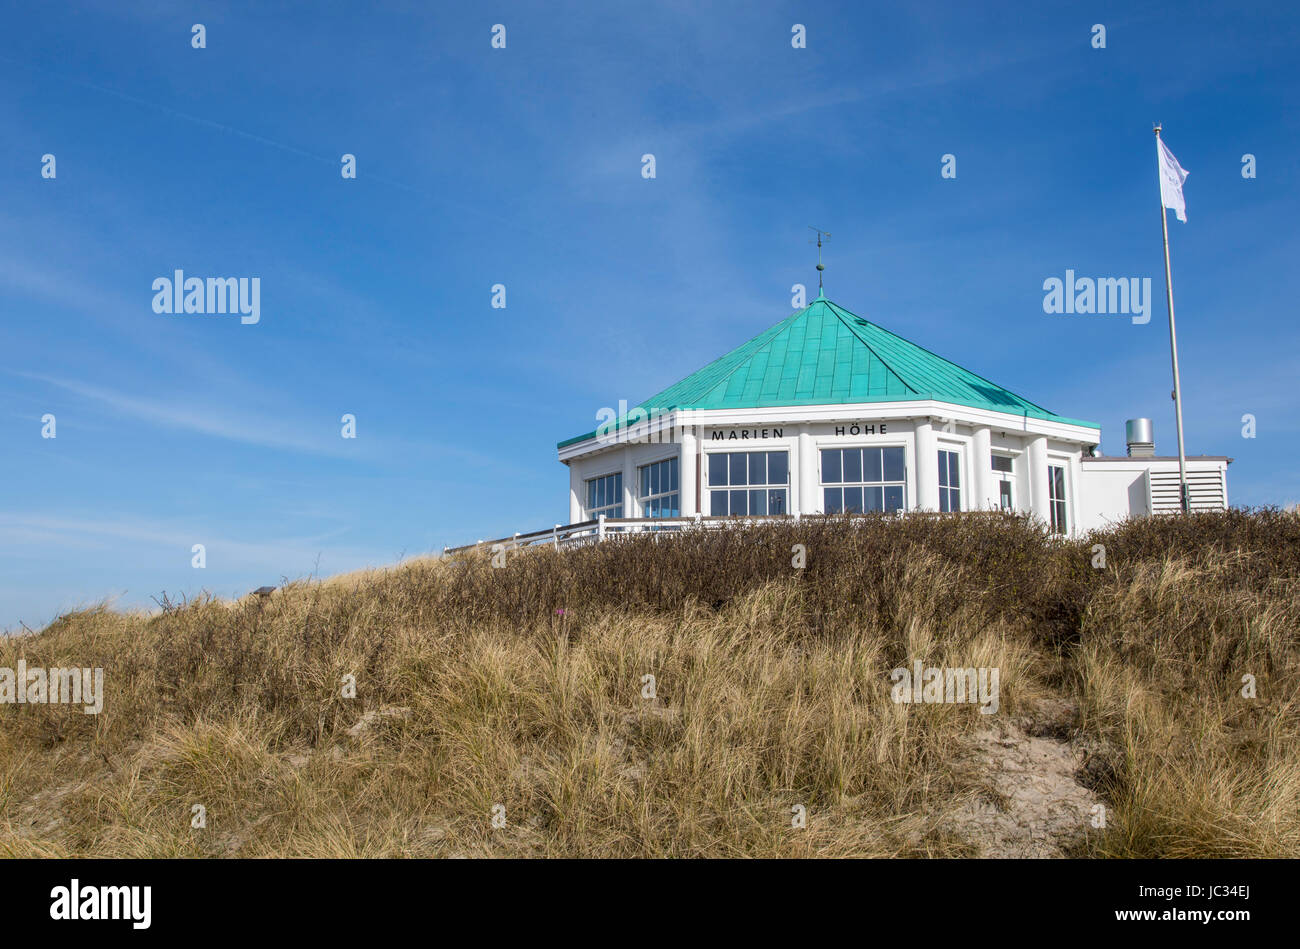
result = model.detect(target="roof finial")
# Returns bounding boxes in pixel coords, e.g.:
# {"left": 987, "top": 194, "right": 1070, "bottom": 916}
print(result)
{"left": 808, "top": 226, "right": 830, "bottom": 297}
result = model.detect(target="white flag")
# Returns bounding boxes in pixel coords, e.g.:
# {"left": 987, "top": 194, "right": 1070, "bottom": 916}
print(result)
{"left": 1158, "top": 138, "right": 1189, "bottom": 223}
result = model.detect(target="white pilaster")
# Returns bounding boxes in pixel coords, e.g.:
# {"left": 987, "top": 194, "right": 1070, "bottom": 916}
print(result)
{"left": 568, "top": 463, "right": 582, "bottom": 523}
{"left": 798, "top": 430, "right": 817, "bottom": 515}
{"left": 622, "top": 447, "right": 636, "bottom": 519}
{"left": 914, "top": 420, "right": 939, "bottom": 510}
{"left": 972, "top": 426, "right": 993, "bottom": 510}
{"left": 1028, "top": 435, "right": 1050, "bottom": 524}
{"left": 680, "top": 427, "right": 698, "bottom": 516}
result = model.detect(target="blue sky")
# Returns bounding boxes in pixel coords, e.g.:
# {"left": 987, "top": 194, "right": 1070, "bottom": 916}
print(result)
{"left": 3, "top": 1, "right": 1298, "bottom": 631}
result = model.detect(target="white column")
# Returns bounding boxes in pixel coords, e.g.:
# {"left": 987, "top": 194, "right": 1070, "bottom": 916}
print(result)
{"left": 972, "top": 426, "right": 993, "bottom": 510}
{"left": 568, "top": 463, "right": 582, "bottom": 523}
{"left": 1028, "top": 435, "right": 1050, "bottom": 524}
{"left": 680, "top": 427, "right": 697, "bottom": 516}
{"left": 798, "top": 430, "right": 817, "bottom": 514}
{"left": 622, "top": 447, "right": 636, "bottom": 519}
{"left": 914, "top": 420, "right": 939, "bottom": 510}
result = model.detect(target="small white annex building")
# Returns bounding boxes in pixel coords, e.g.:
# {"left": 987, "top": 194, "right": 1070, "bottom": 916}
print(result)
{"left": 557, "top": 293, "right": 1229, "bottom": 537}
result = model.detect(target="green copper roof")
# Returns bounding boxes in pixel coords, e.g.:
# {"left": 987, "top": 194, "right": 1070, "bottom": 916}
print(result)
{"left": 559, "top": 295, "right": 1098, "bottom": 448}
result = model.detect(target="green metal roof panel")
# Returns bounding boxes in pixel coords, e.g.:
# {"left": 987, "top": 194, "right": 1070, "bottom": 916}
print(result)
{"left": 559, "top": 296, "right": 1098, "bottom": 447}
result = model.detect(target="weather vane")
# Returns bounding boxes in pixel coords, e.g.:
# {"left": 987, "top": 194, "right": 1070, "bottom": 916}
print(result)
{"left": 808, "top": 226, "right": 831, "bottom": 292}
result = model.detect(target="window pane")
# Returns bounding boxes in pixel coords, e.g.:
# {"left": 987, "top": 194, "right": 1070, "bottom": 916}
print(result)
{"left": 769, "top": 490, "right": 786, "bottom": 514}
{"left": 821, "top": 450, "right": 841, "bottom": 484}
{"left": 640, "top": 467, "right": 649, "bottom": 498}
{"left": 999, "top": 481, "right": 1013, "bottom": 510}
{"left": 884, "top": 485, "right": 904, "bottom": 512}
{"left": 938, "top": 452, "right": 949, "bottom": 489}
{"left": 708, "top": 453, "right": 726, "bottom": 487}
{"left": 768, "top": 451, "right": 788, "bottom": 485}
{"left": 843, "top": 486, "right": 863, "bottom": 513}
{"left": 843, "top": 449, "right": 862, "bottom": 483}
{"left": 750, "top": 489, "right": 767, "bottom": 515}
{"left": 669, "top": 458, "right": 679, "bottom": 491}
{"left": 667, "top": 495, "right": 679, "bottom": 518}
{"left": 710, "top": 492, "right": 727, "bottom": 516}
{"left": 883, "top": 447, "right": 905, "bottom": 482}
{"left": 992, "top": 455, "right": 1013, "bottom": 473}
{"left": 864, "top": 448, "right": 883, "bottom": 483}
{"left": 729, "top": 453, "right": 748, "bottom": 486}
{"left": 729, "top": 489, "right": 748, "bottom": 515}
{"left": 865, "top": 486, "right": 884, "bottom": 512}
{"left": 748, "top": 452, "right": 767, "bottom": 486}
{"left": 824, "top": 487, "right": 842, "bottom": 514}
{"left": 949, "top": 453, "right": 961, "bottom": 488}
{"left": 1052, "top": 466, "right": 1065, "bottom": 499}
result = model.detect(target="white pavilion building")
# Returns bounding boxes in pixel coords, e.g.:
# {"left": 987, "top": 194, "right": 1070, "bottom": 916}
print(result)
{"left": 557, "top": 293, "right": 1229, "bottom": 536}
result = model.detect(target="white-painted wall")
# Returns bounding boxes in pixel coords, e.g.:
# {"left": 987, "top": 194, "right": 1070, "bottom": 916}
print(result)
{"left": 1074, "top": 458, "right": 1229, "bottom": 532}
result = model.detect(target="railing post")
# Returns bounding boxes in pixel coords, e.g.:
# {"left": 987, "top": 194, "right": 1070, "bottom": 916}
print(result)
{"left": 553, "top": 524, "right": 560, "bottom": 548}
{"left": 598, "top": 513, "right": 606, "bottom": 542}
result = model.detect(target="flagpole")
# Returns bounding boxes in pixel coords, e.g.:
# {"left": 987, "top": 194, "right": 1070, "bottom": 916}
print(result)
{"left": 1155, "top": 124, "right": 1191, "bottom": 513}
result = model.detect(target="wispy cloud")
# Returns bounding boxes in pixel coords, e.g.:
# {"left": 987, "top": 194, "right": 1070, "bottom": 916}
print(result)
{"left": 0, "top": 511, "right": 392, "bottom": 579}
{"left": 17, "top": 372, "right": 346, "bottom": 456}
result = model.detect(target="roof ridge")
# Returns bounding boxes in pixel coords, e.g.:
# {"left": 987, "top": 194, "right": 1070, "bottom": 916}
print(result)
{"left": 821, "top": 299, "right": 919, "bottom": 397}
{"left": 826, "top": 298, "right": 1059, "bottom": 419}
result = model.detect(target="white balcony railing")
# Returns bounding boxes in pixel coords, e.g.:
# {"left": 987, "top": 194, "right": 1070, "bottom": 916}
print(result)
{"left": 442, "top": 513, "right": 801, "bottom": 556}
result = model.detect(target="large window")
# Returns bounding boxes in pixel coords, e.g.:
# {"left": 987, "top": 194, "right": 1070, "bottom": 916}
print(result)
{"left": 1048, "top": 464, "right": 1068, "bottom": 534}
{"left": 587, "top": 472, "right": 623, "bottom": 519}
{"left": 639, "top": 457, "right": 680, "bottom": 518}
{"left": 822, "top": 446, "right": 906, "bottom": 513}
{"left": 938, "top": 449, "right": 961, "bottom": 512}
{"left": 708, "top": 451, "right": 788, "bottom": 516}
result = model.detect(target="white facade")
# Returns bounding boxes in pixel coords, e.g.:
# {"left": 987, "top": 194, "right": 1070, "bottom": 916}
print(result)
{"left": 559, "top": 401, "right": 1230, "bottom": 537}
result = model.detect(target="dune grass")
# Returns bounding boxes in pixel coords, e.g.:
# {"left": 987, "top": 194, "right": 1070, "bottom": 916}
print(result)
{"left": 2, "top": 510, "right": 1297, "bottom": 858}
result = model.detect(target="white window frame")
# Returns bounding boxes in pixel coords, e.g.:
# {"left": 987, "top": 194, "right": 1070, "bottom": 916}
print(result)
{"left": 637, "top": 455, "right": 680, "bottom": 518}
{"left": 705, "top": 448, "right": 790, "bottom": 516}
{"left": 818, "top": 443, "right": 909, "bottom": 513}
{"left": 938, "top": 447, "right": 962, "bottom": 512}
{"left": 586, "top": 471, "right": 624, "bottom": 520}
{"left": 1047, "top": 462, "right": 1069, "bottom": 534}
{"left": 992, "top": 453, "right": 1016, "bottom": 511}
